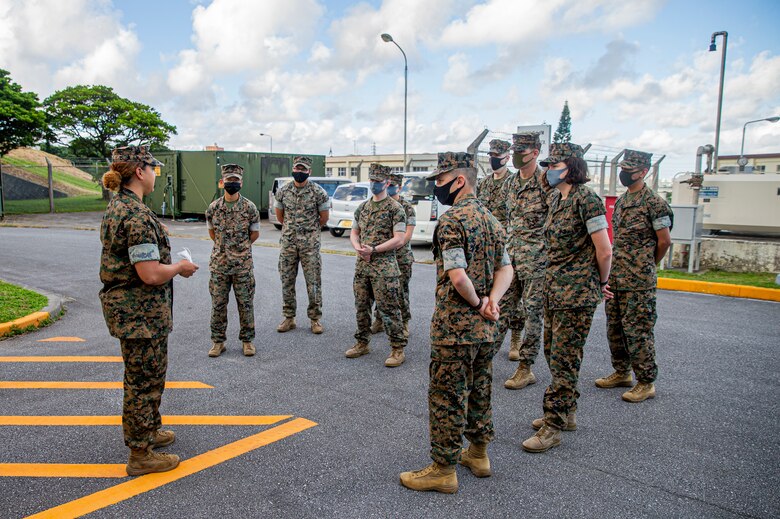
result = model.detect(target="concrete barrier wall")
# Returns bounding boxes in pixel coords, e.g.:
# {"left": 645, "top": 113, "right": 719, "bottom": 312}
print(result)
{"left": 1, "top": 173, "right": 68, "bottom": 200}
{"left": 670, "top": 237, "right": 780, "bottom": 273}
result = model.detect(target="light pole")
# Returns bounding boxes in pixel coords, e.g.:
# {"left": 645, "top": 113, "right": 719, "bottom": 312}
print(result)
{"left": 381, "top": 33, "right": 407, "bottom": 172}
{"left": 709, "top": 31, "right": 727, "bottom": 174}
{"left": 259, "top": 133, "right": 273, "bottom": 153}
{"left": 739, "top": 116, "right": 780, "bottom": 171}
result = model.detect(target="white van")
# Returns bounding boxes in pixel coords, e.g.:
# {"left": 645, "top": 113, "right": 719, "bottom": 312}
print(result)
{"left": 399, "top": 172, "right": 450, "bottom": 243}
{"left": 268, "top": 177, "right": 352, "bottom": 229}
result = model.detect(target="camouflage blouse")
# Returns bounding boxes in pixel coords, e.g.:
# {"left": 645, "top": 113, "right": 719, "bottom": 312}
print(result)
{"left": 544, "top": 184, "right": 608, "bottom": 310}
{"left": 99, "top": 188, "right": 172, "bottom": 339}
{"left": 205, "top": 195, "right": 260, "bottom": 274}
{"left": 396, "top": 197, "right": 417, "bottom": 266}
{"left": 352, "top": 196, "right": 406, "bottom": 277}
{"left": 610, "top": 184, "right": 673, "bottom": 291}
{"left": 274, "top": 181, "right": 329, "bottom": 238}
{"left": 506, "top": 167, "right": 554, "bottom": 279}
{"left": 477, "top": 171, "right": 515, "bottom": 227}
{"left": 431, "top": 194, "right": 511, "bottom": 346}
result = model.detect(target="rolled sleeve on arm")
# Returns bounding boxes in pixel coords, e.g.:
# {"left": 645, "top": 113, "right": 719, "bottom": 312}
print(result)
{"left": 586, "top": 214, "right": 608, "bottom": 234}
{"left": 249, "top": 222, "right": 260, "bottom": 231}
{"left": 128, "top": 243, "right": 160, "bottom": 264}
{"left": 393, "top": 222, "right": 407, "bottom": 233}
{"left": 652, "top": 215, "right": 672, "bottom": 231}
{"left": 443, "top": 247, "right": 468, "bottom": 272}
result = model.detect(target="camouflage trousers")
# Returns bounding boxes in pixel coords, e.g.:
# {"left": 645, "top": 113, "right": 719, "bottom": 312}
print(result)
{"left": 515, "top": 275, "right": 545, "bottom": 366}
{"left": 279, "top": 239, "right": 322, "bottom": 320}
{"left": 373, "top": 257, "right": 413, "bottom": 324}
{"left": 429, "top": 341, "right": 500, "bottom": 466}
{"left": 209, "top": 270, "right": 256, "bottom": 342}
{"left": 493, "top": 274, "right": 522, "bottom": 349}
{"left": 120, "top": 336, "right": 168, "bottom": 449}
{"left": 605, "top": 289, "right": 658, "bottom": 383}
{"left": 354, "top": 270, "right": 406, "bottom": 347}
{"left": 542, "top": 306, "right": 596, "bottom": 430}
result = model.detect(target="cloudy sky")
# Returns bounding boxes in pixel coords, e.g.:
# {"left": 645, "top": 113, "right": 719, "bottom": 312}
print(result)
{"left": 1, "top": 0, "right": 779, "bottom": 177}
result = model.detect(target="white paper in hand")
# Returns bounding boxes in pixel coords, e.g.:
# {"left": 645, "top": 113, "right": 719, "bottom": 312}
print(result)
{"left": 177, "top": 247, "right": 192, "bottom": 262}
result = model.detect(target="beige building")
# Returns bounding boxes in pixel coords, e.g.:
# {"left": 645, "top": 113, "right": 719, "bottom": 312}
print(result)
{"left": 325, "top": 153, "right": 491, "bottom": 182}
{"left": 718, "top": 153, "right": 780, "bottom": 174}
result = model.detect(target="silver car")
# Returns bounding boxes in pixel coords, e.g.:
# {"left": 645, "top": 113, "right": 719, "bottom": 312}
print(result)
{"left": 326, "top": 182, "right": 370, "bottom": 237}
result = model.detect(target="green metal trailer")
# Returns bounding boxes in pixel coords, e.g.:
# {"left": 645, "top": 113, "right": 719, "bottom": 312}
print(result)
{"left": 144, "top": 150, "right": 325, "bottom": 218}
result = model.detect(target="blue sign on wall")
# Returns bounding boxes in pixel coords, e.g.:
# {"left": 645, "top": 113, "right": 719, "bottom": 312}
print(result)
{"left": 700, "top": 186, "right": 719, "bottom": 198}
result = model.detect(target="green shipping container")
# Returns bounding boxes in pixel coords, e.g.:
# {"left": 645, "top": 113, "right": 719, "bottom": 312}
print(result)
{"left": 144, "top": 150, "right": 325, "bottom": 218}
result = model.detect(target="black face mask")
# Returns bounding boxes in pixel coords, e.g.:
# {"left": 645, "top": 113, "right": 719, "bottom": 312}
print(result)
{"left": 292, "top": 171, "right": 309, "bottom": 183}
{"left": 619, "top": 169, "right": 639, "bottom": 187}
{"left": 224, "top": 182, "right": 241, "bottom": 195}
{"left": 434, "top": 177, "right": 463, "bottom": 206}
{"left": 490, "top": 156, "right": 506, "bottom": 171}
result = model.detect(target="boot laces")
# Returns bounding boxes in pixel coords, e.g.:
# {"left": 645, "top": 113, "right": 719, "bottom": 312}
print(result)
{"left": 629, "top": 383, "right": 647, "bottom": 393}
{"left": 412, "top": 464, "right": 436, "bottom": 477}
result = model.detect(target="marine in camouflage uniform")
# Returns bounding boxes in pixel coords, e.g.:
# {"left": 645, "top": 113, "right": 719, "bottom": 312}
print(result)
{"left": 400, "top": 152, "right": 513, "bottom": 493}
{"left": 372, "top": 171, "right": 416, "bottom": 335}
{"left": 478, "top": 139, "right": 522, "bottom": 357}
{"left": 345, "top": 164, "right": 408, "bottom": 367}
{"left": 99, "top": 145, "right": 197, "bottom": 475}
{"left": 275, "top": 156, "right": 330, "bottom": 332}
{"left": 522, "top": 143, "right": 611, "bottom": 453}
{"left": 597, "top": 150, "right": 673, "bottom": 402}
{"left": 504, "top": 132, "right": 553, "bottom": 388}
{"left": 205, "top": 164, "right": 260, "bottom": 356}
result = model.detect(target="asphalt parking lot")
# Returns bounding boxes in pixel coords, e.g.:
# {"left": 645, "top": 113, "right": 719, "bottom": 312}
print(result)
{"left": 0, "top": 225, "right": 778, "bottom": 518}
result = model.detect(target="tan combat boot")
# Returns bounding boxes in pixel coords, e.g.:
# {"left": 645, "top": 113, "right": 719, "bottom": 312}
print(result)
{"left": 622, "top": 382, "right": 656, "bottom": 403}
{"left": 595, "top": 371, "right": 633, "bottom": 388}
{"left": 384, "top": 347, "right": 405, "bottom": 368}
{"left": 370, "top": 319, "right": 384, "bottom": 334}
{"left": 508, "top": 329, "right": 521, "bottom": 361}
{"left": 311, "top": 320, "right": 323, "bottom": 334}
{"left": 345, "top": 343, "right": 370, "bottom": 358}
{"left": 151, "top": 429, "right": 175, "bottom": 448}
{"left": 400, "top": 462, "right": 458, "bottom": 493}
{"left": 208, "top": 342, "right": 225, "bottom": 358}
{"left": 532, "top": 413, "right": 577, "bottom": 431}
{"left": 459, "top": 442, "right": 491, "bottom": 477}
{"left": 504, "top": 365, "right": 536, "bottom": 390}
{"left": 242, "top": 342, "right": 256, "bottom": 356}
{"left": 277, "top": 317, "right": 296, "bottom": 333}
{"left": 522, "top": 425, "right": 561, "bottom": 453}
{"left": 126, "top": 447, "right": 180, "bottom": 476}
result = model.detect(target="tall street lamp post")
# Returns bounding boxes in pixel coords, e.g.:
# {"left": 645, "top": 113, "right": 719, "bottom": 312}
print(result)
{"left": 381, "top": 33, "right": 407, "bottom": 172}
{"left": 739, "top": 116, "right": 780, "bottom": 171}
{"left": 709, "top": 31, "right": 728, "bottom": 174}
{"left": 259, "top": 133, "right": 273, "bottom": 153}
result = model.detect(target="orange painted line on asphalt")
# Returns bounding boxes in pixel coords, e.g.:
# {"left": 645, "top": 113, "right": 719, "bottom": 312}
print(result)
{"left": 37, "top": 337, "right": 85, "bottom": 342}
{"left": 0, "top": 356, "right": 122, "bottom": 363}
{"left": 26, "top": 417, "right": 318, "bottom": 519}
{"left": 0, "top": 381, "right": 212, "bottom": 389}
{"left": 0, "top": 415, "right": 292, "bottom": 426}
{"left": 0, "top": 463, "right": 127, "bottom": 478}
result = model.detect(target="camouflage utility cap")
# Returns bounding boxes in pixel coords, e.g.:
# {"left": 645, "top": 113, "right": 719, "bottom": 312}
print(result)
{"left": 426, "top": 152, "right": 475, "bottom": 180}
{"left": 489, "top": 139, "right": 511, "bottom": 155}
{"left": 389, "top": 172, "right": 404, "bottom": 185}
{"left": 619, "top": 149, "right": 652, "bottom": 171}
{"left": 539, "top": 142, "right": 585, "bottom": 167}
{"left": 293, "top": 156, "right": 313, "bottom": 170}
{"left": 111, "top": 145, "right": 164, "bottom": 167}
{"left": 369, "top": 163, "right": 390, "bottom": 181}
{"left": 511, "top": 132, "right": 542, "bottom": 151}
{"left": 221, "top": 163, "right": 244, "bottom": 180}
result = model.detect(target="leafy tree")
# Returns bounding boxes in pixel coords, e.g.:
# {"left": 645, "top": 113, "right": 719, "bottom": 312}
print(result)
{"left": 43, "top": 85, "right": 176, "bottom": 159}
{"left": 0, "top": 69, "right": 47, "bottom": 155}
{"left": 553, "top": 100, "right": 571, "bottom": 144}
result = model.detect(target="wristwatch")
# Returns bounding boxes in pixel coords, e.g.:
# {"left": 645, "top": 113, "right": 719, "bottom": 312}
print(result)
{"left": 470, "top": 295, "right": 483, "bottom": 309}
{"left": 600, "top": 280, "right": 609, "bottom": 287}
{"left": 371, "top": 245, "right": 377, "bottom": 254}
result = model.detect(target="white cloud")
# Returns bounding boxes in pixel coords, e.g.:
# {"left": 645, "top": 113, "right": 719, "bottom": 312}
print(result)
{"left": 442, "top": 53, "right": 475, "bottom": 95}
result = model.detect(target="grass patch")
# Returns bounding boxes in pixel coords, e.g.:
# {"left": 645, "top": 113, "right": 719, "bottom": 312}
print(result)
{"left": 4, "top": 195, "right": 107, "bottom": 214}
{"left": 1, "top": 156, "right": 101, "bottom": 193}
{"left": 0, "top": 280, "right": 48, "bottom": 322}
{"left": 658, "top": 269, "right": 779, "bottom": 289}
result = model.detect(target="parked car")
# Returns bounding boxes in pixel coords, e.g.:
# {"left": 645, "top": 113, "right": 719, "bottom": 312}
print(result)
{"left": 399, "top": 172, "right": 451, "bottom": 243}
{"left": 326, "top": 182, "right": 371, "bottom": 237}
{"left": 268, "top": 177, "right": 352, "bottom": 230}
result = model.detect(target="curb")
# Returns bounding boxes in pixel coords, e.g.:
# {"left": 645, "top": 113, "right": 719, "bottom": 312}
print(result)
{"left": 0, "top": 288, "right": 64, "bottom": 337}
{"left": 657, "top": 277, "right": 780, "bottom": 302}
